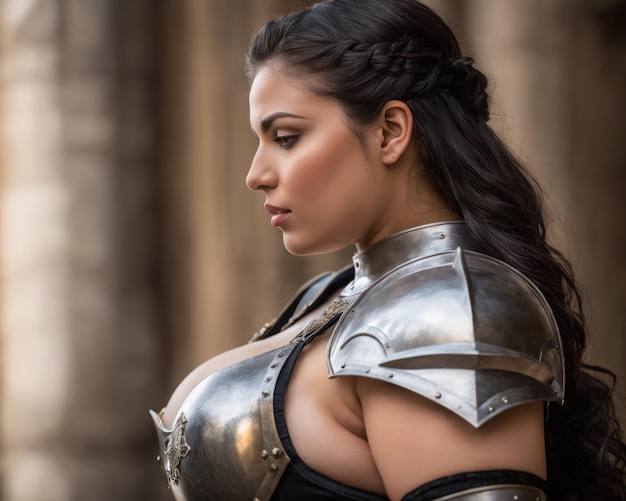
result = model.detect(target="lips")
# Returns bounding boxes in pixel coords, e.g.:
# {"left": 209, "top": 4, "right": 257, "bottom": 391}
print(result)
{"left": 264, "top": 204, "right": 291, "bottom": 227}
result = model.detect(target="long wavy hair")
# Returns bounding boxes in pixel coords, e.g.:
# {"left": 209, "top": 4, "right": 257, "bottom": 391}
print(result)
{"left": 245, "top": 0, "right": 626, "bottom": 499}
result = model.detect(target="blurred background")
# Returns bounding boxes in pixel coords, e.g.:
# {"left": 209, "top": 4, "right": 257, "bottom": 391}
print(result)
{"left": 0, "top": 0, "right": 624, "bottom": 499}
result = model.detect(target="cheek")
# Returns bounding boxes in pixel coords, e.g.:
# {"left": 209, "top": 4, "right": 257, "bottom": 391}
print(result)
{"left": 285, "top": 147, "right": 340, "bottom": 195}
{"left": 295, "top": 135, "right": 363, "bottom": 189}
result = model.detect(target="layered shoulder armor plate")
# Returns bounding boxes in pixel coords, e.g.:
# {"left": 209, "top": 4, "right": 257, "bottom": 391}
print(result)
{"left": 327, "top": 247, "right": 565, "bottom": 427}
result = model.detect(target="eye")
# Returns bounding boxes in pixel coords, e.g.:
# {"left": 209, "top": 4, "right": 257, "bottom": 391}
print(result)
{"left": 273, "top": 134, "right": 299, "bottom": 149}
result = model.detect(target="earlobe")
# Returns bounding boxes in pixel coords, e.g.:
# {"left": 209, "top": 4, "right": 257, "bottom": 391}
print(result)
{"left": 379, "top": 100, "right": 413, "bottom": 165}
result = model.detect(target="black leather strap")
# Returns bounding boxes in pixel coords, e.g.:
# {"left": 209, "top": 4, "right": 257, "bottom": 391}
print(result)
{"left": 258, "top": 266, "right": 354, "bottom": 340}
{"left": 400, "top": 470, "right": 548, "bottom": 500}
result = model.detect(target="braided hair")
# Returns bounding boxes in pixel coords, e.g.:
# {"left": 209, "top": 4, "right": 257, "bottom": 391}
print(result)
{"left": 245, "top": 1, "right": 626, "bottom": 499}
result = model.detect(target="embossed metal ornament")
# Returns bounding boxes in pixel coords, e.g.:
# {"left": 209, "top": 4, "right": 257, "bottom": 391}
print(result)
{"left": 166, "top": 412, "right": 191, "bottom": 486}
{"left": 299, "top": 297, "right": 350, "bottom": 339}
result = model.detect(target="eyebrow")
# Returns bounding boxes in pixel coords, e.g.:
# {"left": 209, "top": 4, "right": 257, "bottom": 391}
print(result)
{"left": 260, "top": 112, "right": 306, "bottom": 134}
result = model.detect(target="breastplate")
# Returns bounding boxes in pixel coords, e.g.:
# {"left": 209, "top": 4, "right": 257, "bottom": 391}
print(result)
{"left": 151, "top": 343, "right": 297, "bottom": 501}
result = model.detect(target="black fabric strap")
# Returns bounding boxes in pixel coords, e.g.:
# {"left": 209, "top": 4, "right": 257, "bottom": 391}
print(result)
{"left": 261, "top": 266, "right": 354, "bottom": 339}
{"left": 271, "top": 314, "right": 388, "bottom": 501}
{"left": 400, "top": 470, "right": 548, "bottom": 500}
{"left": 293, "top": 266, "right": 353, "bottom": 317}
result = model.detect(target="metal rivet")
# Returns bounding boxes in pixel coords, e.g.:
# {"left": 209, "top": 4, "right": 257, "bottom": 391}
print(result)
{"left": 355, "top": 262, "right": 360, "bottom": 268}
{"left": 365, "top": 368, "right": 371, "bottom": 373}
{"left": 156, "top": 455, "right": 161, "bottom": 462}
{"left": 340, "top": 363, "right": 346, "bottom": 369}
{"left": 277, "top": 351, "right": 284, "bottom": 358}
{"left": 271, "top": 447, "right": 281, "bottom": 458}
{"left": 261, "top": 450, "right": 268, "bottom": 459}
{"left": 270, "top": 363, "right": 278, "bottom": 368}
{"left": 262, "top": 390, "right": 270, "bottom": 397}
{"left": 388, "top": 373, "right": 394, "bottom": 379}
{"left": 435, "top": 392, "right": 442, "bottom": 399}
{"left": 439, "top": 233, "right": 445, "bottom": 239}
{"left": 513, "top": 497, "right": 519, "bottom": 500}
{"left": 265, "top": 376, "right": 272, "bottom": 382}
{"left": 502, "top": 396, "right": 509, "bottom": 403}
{"left": 270, "top": 464, "right": 278, "bottom": 471}
{"left": 385, "top": 343, "right": 390, "bottom": 348}
{"left": 488, "top": 406, "right": 494, "bottom": 412}
{"left": 254, "top": 498, "right": 261, "bottom": 501}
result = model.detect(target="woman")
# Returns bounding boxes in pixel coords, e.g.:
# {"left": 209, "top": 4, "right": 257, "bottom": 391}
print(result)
{"left": 151, "top": 1, "right": 626, "bottom": 499}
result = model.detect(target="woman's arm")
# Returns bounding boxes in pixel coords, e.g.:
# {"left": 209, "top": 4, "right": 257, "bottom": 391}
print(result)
{"left": 357, "top": 377, "right": 547, "bottom": 501}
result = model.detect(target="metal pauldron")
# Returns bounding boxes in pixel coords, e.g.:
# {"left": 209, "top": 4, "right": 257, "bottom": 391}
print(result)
{"left": 328, "top": 224, "right": 565, "bottom": 428}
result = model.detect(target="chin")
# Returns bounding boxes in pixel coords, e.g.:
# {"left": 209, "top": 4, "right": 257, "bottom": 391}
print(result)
{"left": 282, "top": 235, "right": 348, "bottom": 257}
{"left": 283, "top": 242, "right": 320, "bottom": 257}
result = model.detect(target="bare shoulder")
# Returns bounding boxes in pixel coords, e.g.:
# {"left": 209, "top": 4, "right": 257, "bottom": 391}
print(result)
{"left": 357, "top": 377, "right": 546, "bottom": 501}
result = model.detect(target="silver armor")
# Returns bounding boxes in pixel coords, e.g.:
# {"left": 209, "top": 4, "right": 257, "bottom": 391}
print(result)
{"left": 151, "top": 345, "right": 295, "bottom": 501}
{"left": 151, "top": 221, "right": 561, "bottom": 500}
{"left": 432, "top": 484, "right": 546, "bottom": 500}
{"left": 328, "top": 222, "right": 565, "bottom": 427}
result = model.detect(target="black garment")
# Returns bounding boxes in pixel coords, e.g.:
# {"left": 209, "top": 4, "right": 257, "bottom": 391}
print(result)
{"left": 272, "top": 462, "right": 548, "bottom": 501}
{"left": 401, "top": 471, "right": 548, "bottom": 500}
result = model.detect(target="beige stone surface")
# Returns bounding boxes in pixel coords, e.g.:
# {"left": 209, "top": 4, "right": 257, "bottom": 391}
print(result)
{"left": 1, "top": 0, "right": 166, "bottom": 499}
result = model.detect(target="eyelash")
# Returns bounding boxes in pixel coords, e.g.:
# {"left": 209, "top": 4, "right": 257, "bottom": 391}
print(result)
{"left": 273, "top": 134, "right": 299, "bottom": 149}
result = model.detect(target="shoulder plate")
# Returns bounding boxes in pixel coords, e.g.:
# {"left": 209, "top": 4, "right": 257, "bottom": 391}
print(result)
{"left": 327, "top": 247, "right": 565, "bottom": 428}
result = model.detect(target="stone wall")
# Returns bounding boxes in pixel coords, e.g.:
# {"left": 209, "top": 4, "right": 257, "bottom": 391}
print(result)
{"left": 460, "top": 0, "right": 626, "bottom": 423}
{"left": 0, "top": 1, "right": 166, "bottom": 499}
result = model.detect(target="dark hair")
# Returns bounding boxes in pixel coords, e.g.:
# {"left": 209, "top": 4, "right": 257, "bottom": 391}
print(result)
{"left": 246, "top": 0, "right": 626, "bottom": 498}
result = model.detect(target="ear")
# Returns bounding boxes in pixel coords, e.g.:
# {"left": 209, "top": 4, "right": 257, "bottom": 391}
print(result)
{"left": 377, "top": 100, "right": 413, "bottom": 165}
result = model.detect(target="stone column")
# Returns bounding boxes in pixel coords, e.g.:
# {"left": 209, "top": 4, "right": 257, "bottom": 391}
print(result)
{"left": 0, "top": 1, "right": 166, "bottom": 499}
{"left": 566, "top": 1, "right": 626, "bottom": 423}
{"left": 466, "top": 0, "right": 626, "bottom": 424}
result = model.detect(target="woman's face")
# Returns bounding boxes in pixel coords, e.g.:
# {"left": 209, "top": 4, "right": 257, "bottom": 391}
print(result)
{"left": 247, "top": 65, "right": 400, "bottom": 256}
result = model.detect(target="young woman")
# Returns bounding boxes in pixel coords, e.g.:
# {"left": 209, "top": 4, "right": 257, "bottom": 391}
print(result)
{"left": 151, "top": 1, "right": 626, "bottom": 499}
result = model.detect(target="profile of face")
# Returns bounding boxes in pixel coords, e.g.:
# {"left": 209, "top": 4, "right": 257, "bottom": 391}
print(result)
{"left": 247, "top": 65, "right": 412, "bottom": 256}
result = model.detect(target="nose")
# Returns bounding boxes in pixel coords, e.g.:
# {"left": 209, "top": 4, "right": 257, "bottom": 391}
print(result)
{"left": 246, "top": 146, "right": 277, "bottom": 191}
